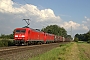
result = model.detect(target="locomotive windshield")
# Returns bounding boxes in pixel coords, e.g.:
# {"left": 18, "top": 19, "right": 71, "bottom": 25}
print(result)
{"left": 15, "top": 29, "right": 26, "bottom": 33}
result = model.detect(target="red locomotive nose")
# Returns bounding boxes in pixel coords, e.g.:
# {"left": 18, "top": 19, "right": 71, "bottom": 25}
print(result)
{"left": 15, "top": 35, "right": 18, "bottom": 37}
{"left": 15, "top": 34, "right": 25, "bottom": 40}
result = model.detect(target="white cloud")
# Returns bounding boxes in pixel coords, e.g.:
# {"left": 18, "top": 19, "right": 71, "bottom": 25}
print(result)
{"left": 83, "top": 16, "right": 90, "bottom": 28}
{"left": 82, "top": 21, "right": 87, "bottom": 24}
{"left": 60, "top": 21, "right": 89, "bottom": 36}
{"left": 0, "top": 0, "right": 61, "bottom": 22}
{"left": 85, "top": 16, "right": 90, "bottom": 21}
{"left": 0, "top": 0, "right": 61, "bottom": 34}
{"left": 84, "top": 16, "right": 90, "bottom": 21}
{"left": 84, "top": 16, "right": 87, "bottom": 19}
{"left": 0, "top": 0, "right": 13, "bottom": 13}
{"left": 60, "top": 21, "right": 80, "bottom": 30}
{"left": 0, "top": 0, "right": 89, "bottom": 37}
{"left": 81, "top": 24, "right": 88, "bottom": 30}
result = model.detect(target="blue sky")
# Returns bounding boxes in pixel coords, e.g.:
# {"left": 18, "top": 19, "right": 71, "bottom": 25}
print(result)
{"left": 0, "top": 0, "right": 90, "bottom": 37}
{"left": 13, "top": 0, "right": 90, "bottom": 23}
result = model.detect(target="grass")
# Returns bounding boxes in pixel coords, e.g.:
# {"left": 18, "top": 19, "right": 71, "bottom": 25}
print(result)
{"left": 58, "top": 42, "right": 80, "bottom": 60}
{"left": 0, "top": 40, "right": 89, "bottom": 60}
{"left": 29, "top": 42, "right": 90, "bottom": 60}
{"left": 29, "top": 42, "right": 74, "bottom": 60}
{"left": 78, "top": 42, "right": 90, "bottom": 60}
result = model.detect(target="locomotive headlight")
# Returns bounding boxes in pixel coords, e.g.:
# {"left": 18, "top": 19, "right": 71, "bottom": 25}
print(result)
{"left": 15, "top": 35, "right": 18, "bottom": 37}
{"left": 22, "top": 35, "right": 25, "bottom": 37}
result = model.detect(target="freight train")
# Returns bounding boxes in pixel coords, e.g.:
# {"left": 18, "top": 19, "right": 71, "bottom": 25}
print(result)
{"left": 13, "top": 27, "right": 70, "bottom": 45}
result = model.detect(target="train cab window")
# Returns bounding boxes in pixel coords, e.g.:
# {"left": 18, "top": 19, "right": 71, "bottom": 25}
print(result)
{"left": 15, "top": 30, "right": 26, "bottom": 33}
{"left": 21, "top": 30, "right": 26, "bottom": 33}
{"left": 16, "top": 30, "right": 20, "bottom": 33}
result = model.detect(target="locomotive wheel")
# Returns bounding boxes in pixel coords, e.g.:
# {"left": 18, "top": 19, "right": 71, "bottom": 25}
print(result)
{"left": 24, "top": 42, "right": 29, "bottom": 46}
{"left": 26, "top": 43, "right": 29, "bottom": 46}
{"left": 38, "top": 42, "right": 42, "bottom": 45}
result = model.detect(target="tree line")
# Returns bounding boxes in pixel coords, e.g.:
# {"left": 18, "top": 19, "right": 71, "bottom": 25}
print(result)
{"left": 0, "top": 34, "right": 14, "bottom": 39}
{"left": 74, "top": 30, "right": 90, "bottom": 43}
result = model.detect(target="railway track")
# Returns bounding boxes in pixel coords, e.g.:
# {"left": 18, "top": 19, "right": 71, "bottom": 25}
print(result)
{"left": 0, "top": 43, "right": 61, "bottom": 56}
{"left": 0, "top": 42, "right": 69, "bottom": 60}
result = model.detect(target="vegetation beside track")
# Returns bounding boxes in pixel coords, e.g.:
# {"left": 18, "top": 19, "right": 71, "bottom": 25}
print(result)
{"left": 30, "top": 42, "right": 90, "bottom": 60}
{"left": 0, "top": 34, "right": 14, "bottom": 47}
{"left": 30, "top": 42, "right": 74, "bottom": 60}
{"left": 78, "top": 42, "right": 90, "bottom": 60}
{"left": 0, "top": 39, "right": 14, "bottom": 47}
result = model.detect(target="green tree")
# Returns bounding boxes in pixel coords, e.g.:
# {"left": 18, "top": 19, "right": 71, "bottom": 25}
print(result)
{"left": 0, "top": 34, "right": 14, "bottom": 39}
{"left": 9, "top": 34, "right": 14, "bottom": 39}
{"left": 41, "top": 25, "right": 67, "bottom": 37}
{"left": 66, "top": 35, "right": 72, "bottom": 40}
{"left": 85, "top": 30, "right": 90, "bottom": 42}
{"left": 74, "top": 30, "right": 90, "bottom": 42}
{"left": 74, "top": 37, "right": 79, "bottom": 42}
{"left": 0, "top": 34, "right": 6, "bottom": 39}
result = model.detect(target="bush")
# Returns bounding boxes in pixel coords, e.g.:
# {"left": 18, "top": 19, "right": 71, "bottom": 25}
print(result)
{"left": 0, "top": 40, "right": 8, "bottom": 47}
{"left": 74, "top": 37, "right": 79, "bottom": 42}
{"left": 87, "top": 40, "right": 90, "bottom": 43}
{"left": 0, "top": 39, "right": 14, "bottom": 47}
{"left": 8, "top": 40, "right": 14, "bottom": 46}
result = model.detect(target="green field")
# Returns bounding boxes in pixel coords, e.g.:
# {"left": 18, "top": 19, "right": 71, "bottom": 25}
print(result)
{"left": 78, "top": 42, "right": 90, "bottom": 60}
{"left": 30, "top": 42, "right": 90, "bottom": 60}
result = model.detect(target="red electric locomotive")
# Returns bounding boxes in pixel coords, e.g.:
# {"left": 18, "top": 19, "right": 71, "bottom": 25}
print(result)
{"left": 14, "top": 19, "right": 67, "bottom": 45}
{"left": 14, "top": 28, "right": 42, "bottom": 45}
{"left": 45, "top": 33, "right": 55, "bottom": 43}
{"left": 14, "top": 27, "right": 55, "bottom": 45}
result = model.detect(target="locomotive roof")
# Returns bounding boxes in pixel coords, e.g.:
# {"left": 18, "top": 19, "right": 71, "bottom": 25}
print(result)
{"left": 15, "top": 27, "right": 55, "bottom": 35}
{"left": 16, "top": 27, "right": 40, "bottom": 31}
